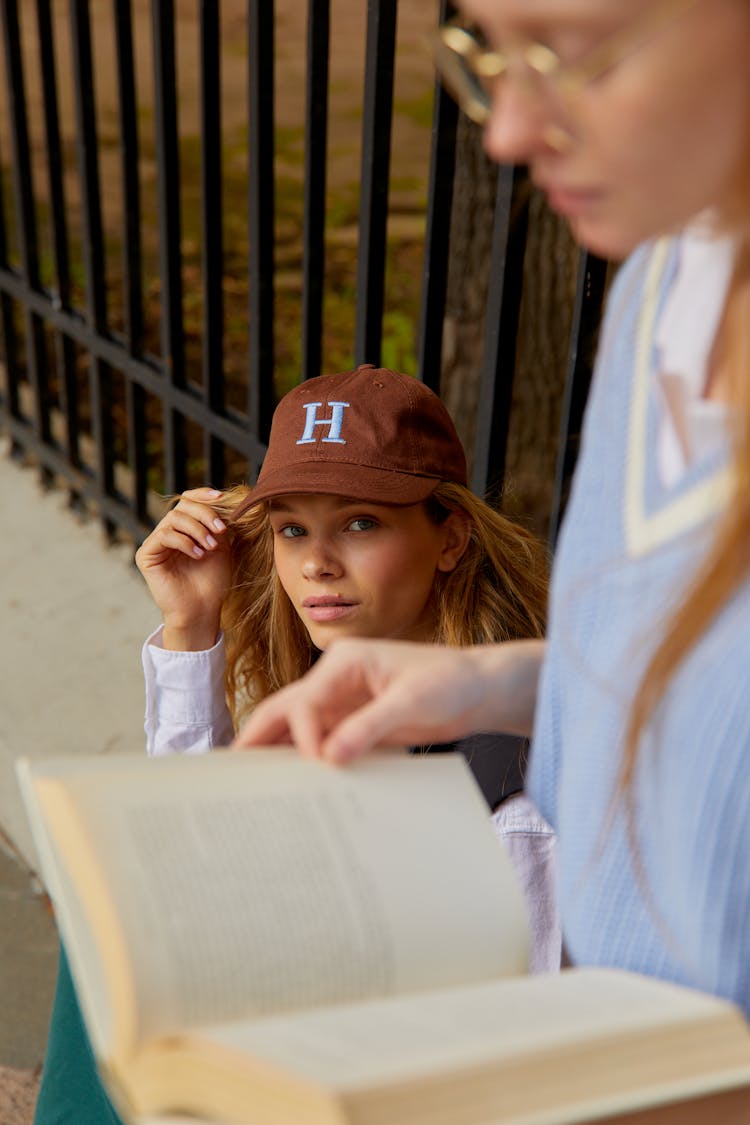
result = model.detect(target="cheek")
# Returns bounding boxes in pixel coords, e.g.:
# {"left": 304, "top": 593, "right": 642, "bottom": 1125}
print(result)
{"left": 591, "top": 77, "right": 687, "bottom": 182}
{"left": 271, "top": 545, "right": 294, "bottom": 595}
{"left": 395, "top": 550, "right": 445, "bottom": 604}
{"left": 574, "top": 86, "right": 745, "bottom": 256}
{"left": 595, "top": 25, "right": 750, "bottom": 211}
{"left": 364, "top": 545, "right": 439, "bottom": 603}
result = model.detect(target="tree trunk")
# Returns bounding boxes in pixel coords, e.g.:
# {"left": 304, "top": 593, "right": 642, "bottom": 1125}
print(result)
{"left": 440, "top": 118, "right": 580, "bottom": 538}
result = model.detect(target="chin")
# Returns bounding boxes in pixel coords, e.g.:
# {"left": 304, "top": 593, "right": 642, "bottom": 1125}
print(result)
{"left": 569, "top": 208, "right": 687, "bottom": 262}
{"left": 568, "top": 217, "right": 640, "bottom": 261}
{"left": 307, "top": 630, "right": 330, "bottom": 652}
{"left": 306, "top": 626, "right": 363, "bottom": 651}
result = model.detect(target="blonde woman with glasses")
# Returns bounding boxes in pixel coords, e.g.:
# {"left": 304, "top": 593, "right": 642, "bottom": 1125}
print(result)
{"left": 240, "top": 0, "right": 750, "bottom": 1026}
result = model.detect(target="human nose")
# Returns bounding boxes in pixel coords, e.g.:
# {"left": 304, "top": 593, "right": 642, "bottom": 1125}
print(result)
{"left": 482, "top": 78, "right": 556, "bottom": 166}
{"left": 301, "top": 538, "right": 343, "bottom": 580}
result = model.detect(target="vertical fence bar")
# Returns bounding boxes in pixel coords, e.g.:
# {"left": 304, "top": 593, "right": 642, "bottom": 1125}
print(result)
{"left": 69, "top": 2, "right": 107, "bottom": 331}
{"left": 114, "top": 0, "right": 148, "bottom": 523}
{"left": 471, "top": 164, "right": 529, "bottom": 498}
{"left": 200, "top": 0, "right": 225, "bottom": 485}
{"left": 247, "top": 0, "right": 275, "bottom": 456}
{"left": 1, "top": 0, "right": 53, "bottom": 479}
{"left": 71, "top": 0, "right": 118, "bottom": 531}
{"left": 300, "top": 0, "right": 329, "bottom": 382}
{"left": 548, "top": 250, "right": 608, "bottom": 546}
{"left": 114, "top": 0, "right": 144, "bottom": 352}
{"left": 36, "top": 0, "right": 82, "bottom": 494}
{"left": 354, "top": 0, "right": 397, "bottom": 367}
{"left": 37, "top": 0, "right": 71, "bottom": 311}
{"left": 153, "top": 0, "right": 187, "bottom": 495}
{"left": 416, "top": 0, "right": 457, "bottom": 390}
{"left": 0, "top": 129, "right": 21, "bottom": 447}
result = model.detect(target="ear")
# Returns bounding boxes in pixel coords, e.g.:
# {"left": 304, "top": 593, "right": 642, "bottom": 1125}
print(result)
{"left": 436, "top": 511, "right": 471, "bottom": 573}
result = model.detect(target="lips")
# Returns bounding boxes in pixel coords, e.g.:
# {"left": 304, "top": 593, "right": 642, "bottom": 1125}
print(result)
{"left": 302, "top": 596, "right": 358, "bottom": 623}
{"left": 303, "top": 597, "right": 355, "bottom": 608}
{"left": 536, "top": 180, "right": 602, "bottom": 218}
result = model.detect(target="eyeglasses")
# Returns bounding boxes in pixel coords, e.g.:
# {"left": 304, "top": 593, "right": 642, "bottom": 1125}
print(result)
{"left": 431, "top": 0, "right": 700, "bottom": 127}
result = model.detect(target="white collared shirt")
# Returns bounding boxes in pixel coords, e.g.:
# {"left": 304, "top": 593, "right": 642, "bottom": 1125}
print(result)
{"left": 654, "top": 218, "right": 734, "bottom": 486}
{"left": 143, "top": 624, "right": 235, "bottom": 755}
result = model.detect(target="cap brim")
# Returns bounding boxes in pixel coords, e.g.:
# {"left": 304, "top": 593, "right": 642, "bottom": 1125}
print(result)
{"left": 231, "top": 461, "right": 443, "bottom": 520}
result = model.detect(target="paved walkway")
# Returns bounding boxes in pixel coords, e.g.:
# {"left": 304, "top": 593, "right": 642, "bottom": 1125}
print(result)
{"left": 0, "top": 441, "right": 158, "bottom": 1111}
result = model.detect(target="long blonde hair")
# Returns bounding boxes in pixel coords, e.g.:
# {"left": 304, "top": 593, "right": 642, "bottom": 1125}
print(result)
{"left": 213, "top": 482, "right": 548, "bottom": 725}
{"left": 621, "top": 236, "right": 750, "bottom": 798}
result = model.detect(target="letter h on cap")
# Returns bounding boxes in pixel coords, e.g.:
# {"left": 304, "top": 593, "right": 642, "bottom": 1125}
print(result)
{"left": 296, "top": 400, "right": 350, "bottom": 445}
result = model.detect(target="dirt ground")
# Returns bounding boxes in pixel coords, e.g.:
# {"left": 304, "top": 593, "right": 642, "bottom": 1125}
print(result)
{"left": 0, "top": 1065, "right": 41, "bottom": 1125}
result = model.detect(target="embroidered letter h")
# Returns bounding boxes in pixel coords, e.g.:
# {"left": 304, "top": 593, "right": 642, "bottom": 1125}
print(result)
{"left": 296, "top": 400, "right": 350, "bottom": 445}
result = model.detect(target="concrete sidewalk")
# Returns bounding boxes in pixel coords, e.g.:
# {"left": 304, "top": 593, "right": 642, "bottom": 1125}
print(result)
{"left": 0, "top": 441, "right": 159, "bottom": 1092}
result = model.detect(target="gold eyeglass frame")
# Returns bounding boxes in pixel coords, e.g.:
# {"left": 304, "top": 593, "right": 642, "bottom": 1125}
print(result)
{"left": 430, "top": 0, "right": 701, "bottom": 126}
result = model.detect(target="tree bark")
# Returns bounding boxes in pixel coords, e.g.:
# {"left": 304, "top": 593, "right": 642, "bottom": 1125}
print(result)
{"left": 440, "top": 117, "right": 580, "bottom": 538}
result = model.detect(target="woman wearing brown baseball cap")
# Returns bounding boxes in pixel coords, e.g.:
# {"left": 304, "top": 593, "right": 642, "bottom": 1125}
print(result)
{"left": 134, "top": 363, "right": 556, "bottom": 962}
{"left": 137, "top": 364, "right": 548, "bottom": 737}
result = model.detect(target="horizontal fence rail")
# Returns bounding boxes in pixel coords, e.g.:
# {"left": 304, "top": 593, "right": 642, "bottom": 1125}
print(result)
{"left": 0, "top": 0, "right": 608, "bottom": 546}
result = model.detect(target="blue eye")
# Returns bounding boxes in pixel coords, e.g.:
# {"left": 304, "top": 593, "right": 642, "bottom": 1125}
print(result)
{"left": 348, "top": 517, "right": 376, "bottom": 532}
{"left": 281, "top": 524, "right": 306, "bottom": 538}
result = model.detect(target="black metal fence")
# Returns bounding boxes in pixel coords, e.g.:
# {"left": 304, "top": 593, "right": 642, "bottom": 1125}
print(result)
{"left": 0, "top": 0, "right": 608, "bottom": 546}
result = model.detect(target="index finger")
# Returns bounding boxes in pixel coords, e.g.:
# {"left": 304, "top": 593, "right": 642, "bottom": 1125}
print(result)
{"left": 232, "top": 695, "right": 296, "bottom": 750}
{"left": 319, "top": 682, "right": 413, "bottom": 764}
{"left": 234, "top": 682, "right": 335, "bottom": 760}
{"left": 175, "top": 487, "right": 223, "bottom": 504}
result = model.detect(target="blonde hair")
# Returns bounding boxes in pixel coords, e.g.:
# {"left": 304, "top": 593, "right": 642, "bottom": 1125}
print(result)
{"left": 428, "top": 482, "right": 547, "bottom": 645}
{"left": 212, "top": 482, "right": 548, "bottom": 726}
{"left": 621, "top": 236, "right": 750, "bottom": 799}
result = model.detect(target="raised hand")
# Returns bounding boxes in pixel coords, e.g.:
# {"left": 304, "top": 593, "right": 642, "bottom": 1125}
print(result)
{"left": 233, "top": 636, "right": 543, "bottom": 763}
{"left": 135, "top": 487, "right": 232, "bottom": 650}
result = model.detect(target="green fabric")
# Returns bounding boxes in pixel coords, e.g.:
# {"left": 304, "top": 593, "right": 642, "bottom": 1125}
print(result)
{"left": 35, "top": 945, "right": 124, "bottom": 1125}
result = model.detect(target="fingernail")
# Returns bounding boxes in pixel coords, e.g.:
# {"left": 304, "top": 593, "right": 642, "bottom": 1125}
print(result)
{"left": 213, "top": 518, "right": 226, "bottom": 532}
{"left": 206, "top": 535, "right": 217, "bottom": 548}
{"left": 193, "top": 546, "right": 204, "bottom": 558}
{"left": 207, "top": 489, "right": 222, "bottom": 498}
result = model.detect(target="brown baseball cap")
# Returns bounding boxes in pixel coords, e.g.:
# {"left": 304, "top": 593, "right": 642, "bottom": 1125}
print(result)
{"left": 233, "top": 364, "right": 467, "bottom": 516}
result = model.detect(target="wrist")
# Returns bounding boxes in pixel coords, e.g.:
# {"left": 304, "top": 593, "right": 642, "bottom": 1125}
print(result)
{"left": 161, "top": 618, "right": 221, "bottom": 652}
{"left": 467, "top": 639, "right": 544, "bottom": 738}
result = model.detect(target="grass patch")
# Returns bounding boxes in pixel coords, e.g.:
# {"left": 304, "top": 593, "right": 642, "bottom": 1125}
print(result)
{"left": 393, "top": 90, "right": 435, "bottom": 130}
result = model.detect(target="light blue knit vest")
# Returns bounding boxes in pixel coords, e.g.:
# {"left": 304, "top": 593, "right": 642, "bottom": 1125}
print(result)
{"left": 528, "top": 237, "right": 750, "bottom": 1015}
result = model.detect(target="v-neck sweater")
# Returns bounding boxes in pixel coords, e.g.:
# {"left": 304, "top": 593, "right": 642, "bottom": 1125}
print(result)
{"left": 528, "top": 236, "right": 750, "bottom": 1016}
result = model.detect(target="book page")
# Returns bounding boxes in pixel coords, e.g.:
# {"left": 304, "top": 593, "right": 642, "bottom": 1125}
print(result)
{"left": 176, "top": 970, "right": 750, "bottom": 1125}
{"left": 190, "top": 969, "right": 748, "bottom": 1088}
{"left": 21, "top": 750, "right": 529, "bottom": 1055}
{"left": 16, "top": 760, "right": 126, "bottom": 1059}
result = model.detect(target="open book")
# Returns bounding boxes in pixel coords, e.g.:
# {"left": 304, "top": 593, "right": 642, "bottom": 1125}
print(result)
{"left": 17, "top": 749, "right": 750, "bottom": 1125}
